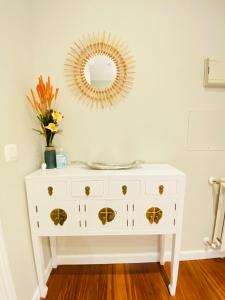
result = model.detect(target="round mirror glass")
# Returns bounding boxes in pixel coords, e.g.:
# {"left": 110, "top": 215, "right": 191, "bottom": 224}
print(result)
{"left": 84, "top": 55, "right": 117, "bottom": 89}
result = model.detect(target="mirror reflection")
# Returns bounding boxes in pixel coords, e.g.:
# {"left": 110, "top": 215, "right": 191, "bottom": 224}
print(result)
{"left": 84, "top": 55, "right": 117, "bottom": 89}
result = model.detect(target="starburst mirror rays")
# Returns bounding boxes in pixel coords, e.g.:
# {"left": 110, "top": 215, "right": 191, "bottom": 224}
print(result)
{"left": 64, "top": 32, "right": 135, "bottom": 109}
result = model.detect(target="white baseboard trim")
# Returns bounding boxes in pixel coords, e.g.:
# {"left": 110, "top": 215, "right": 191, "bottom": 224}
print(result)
{"left": 56, "top": 249, "right": 225, "bottom": 265}
{"left": 57, "top": 252, "right": 160, "bottom": 265}
{"left": 31, "top": 249, "right": 225, "bottom": 299}
{"left": 179, "top": 249, "right": 225, "bottom": 261}
{"left": 31, "top": 259, "right": 52, "bottom": 300}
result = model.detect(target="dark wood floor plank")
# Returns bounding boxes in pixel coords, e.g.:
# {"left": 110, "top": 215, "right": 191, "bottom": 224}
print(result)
{"left": 43, "top": 259, "right": 225, "bottom": 300}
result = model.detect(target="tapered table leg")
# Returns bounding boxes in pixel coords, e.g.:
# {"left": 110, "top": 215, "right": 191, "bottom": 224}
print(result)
{"left": 49, "top": 236, "right": 57, "bottom": 268}
{"left": 31, "top": 235, "right": 48, "bottom": 298}
{"left": 168, "top": 233, "right": 180, "bottom": 296}
{"left": 159, "top": 234, "right": 165, "bottom": 265}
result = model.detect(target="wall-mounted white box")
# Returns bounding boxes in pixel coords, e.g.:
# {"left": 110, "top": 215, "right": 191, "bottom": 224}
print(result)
{"left": 4, "top": 144, "right": 18, "bottom": 162}
{"left": 204, "top": 58, "right": 225, "bottom": 87}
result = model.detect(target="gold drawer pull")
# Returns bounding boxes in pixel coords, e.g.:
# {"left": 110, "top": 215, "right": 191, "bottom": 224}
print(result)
{"left": 48, "top": 186, "right": 53, "bottom": 196}
{"left": 85, "top": 186, "right": 90, "bottom": 196}
{"left": 146, "top": 207, "right": 163, "bottom": 224}
{"left": 159, "top": 185, "right": 164, "bottom": 195}
{"left": 122, "top": 185, "right": 127, "bottom": 195}
{"left": 50, "top": 208, "right": 67, "bottom": 226}
{"left": 98, "top": 207, "right": 116, "bottom": 225}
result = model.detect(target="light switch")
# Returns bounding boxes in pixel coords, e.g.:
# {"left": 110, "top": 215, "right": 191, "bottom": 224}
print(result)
{"left": 4, "top": 144, "right": 18, "bottom": 162}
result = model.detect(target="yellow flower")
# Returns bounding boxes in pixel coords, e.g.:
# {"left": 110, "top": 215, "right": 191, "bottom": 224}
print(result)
{"left": 52, "top": 111, "right": 62, "bottom": 123}
{"left": 45, "top": 123, "right": 57, "bottom": 132}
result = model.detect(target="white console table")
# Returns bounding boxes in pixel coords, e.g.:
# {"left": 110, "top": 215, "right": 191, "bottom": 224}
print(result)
{"left": 25, "top": 164, "right": 185, "bottom": 298}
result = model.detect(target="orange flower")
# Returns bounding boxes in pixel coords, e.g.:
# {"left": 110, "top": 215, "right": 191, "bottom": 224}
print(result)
{"left": 27, "top": 76, "right": 59, "bottom": 114}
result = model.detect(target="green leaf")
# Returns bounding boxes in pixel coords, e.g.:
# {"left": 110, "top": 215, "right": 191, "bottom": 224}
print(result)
{"left": 32, "top": 128, "right": 43, "bottom": 135}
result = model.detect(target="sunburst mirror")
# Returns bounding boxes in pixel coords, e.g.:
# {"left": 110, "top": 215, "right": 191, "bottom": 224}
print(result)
{"left": 64, "top": 32, "right": 135, "bottom": 108}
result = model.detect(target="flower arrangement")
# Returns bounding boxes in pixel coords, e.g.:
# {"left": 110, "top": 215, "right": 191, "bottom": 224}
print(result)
{"left": 27, "top": 76, "right": 63, "bottom": 147}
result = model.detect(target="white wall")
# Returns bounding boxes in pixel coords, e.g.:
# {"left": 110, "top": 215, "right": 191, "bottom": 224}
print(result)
{"left": 0, "top": 0, "right": 42, "bottom": 299}
{"left": 1, "top": 1, "right": 225, "bottom": 299}
{"left": 31, "top": 0, "right": 225, "bottom": 255}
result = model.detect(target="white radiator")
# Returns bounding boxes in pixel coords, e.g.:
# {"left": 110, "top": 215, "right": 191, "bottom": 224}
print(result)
{"left": 205, "top": 178, "right": 225, "bottom": 249}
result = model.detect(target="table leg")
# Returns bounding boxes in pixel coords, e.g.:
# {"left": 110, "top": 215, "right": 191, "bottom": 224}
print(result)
{"left": 168, "top": 233, "right": 180, "bottom": 296}
{"left": 49, "top": 237, "right": 57, "bottom": 268}
{"left": 159, "top": 234, "right": 165, "bottom": 265}
{"left": 31, "top": 235, "right": 48, "bottom": 298}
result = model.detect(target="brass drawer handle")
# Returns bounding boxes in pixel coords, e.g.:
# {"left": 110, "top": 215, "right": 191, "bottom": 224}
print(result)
{"left": 122, "top": 185, "right": 127, "bottom": 195}
{"left": 85, "top": 186, "right": 90, "bottom": 196}
{"left": 48, "top": 186, "right": 53, "bottom": 196}
{"left": 159, "top": 185, "right": 164, "bottom": 195}
{"left": 98, "top": 207, "right": 116, "bottom": 225}
{"left": 146, "top": 207, "right": 163, "bottom": 224}
{"left": 50, "top": 208, "right": 67, "bottom": 226}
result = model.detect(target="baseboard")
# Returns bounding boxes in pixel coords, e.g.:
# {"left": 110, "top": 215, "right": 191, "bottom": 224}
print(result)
{"left": 56, "top": 249, "right": 225, "bottom": 265}
{"left": 57, "top": 252, "right": 160, "bottom": 265}
{"left": 179, "top": 249, "right": 225, "bottom": 261}
{"left": 31, "top": 249, "right": 225, "bottom": 299}
{"left": 31, "top": 259, "right": 52, "bottom": 300}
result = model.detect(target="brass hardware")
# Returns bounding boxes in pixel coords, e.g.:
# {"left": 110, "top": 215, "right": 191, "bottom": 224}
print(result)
{"left": 37, "top": 221, "right": 39, "bottom": 228}
{"left": 159, "top": 185, "right": 164, "bottom": 195}
{"left": 48, "top": 186, "right": 53, "bottom": 196}
{"left": 146, "top": 207, "right": 163, "bottom": 224}
{"left": 35, "top": 206, "right": 38, "bottom": 213}
{"left": 85, "top": 186, "right": 90, "bottom": 196}
{"left": 50, "top": 208, "right": 67, "bottom": 226}
{"left": 122, "top": 185, "right": 127, "bottom": 195}
{"left": 98, "top": 207, "right": 116, "bottom": 225}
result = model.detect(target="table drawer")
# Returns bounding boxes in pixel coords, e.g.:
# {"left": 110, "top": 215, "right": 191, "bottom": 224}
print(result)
{"left": 71, "top": 181, "right": 104, "bottom": 197}
{"left": 145, "top": 181, "right": 177, "bottom": 196}
{"left": 109, "top": 180, "right": 140, "bottom": 197}
{"left": 27, "top": 181, "right": 67, "bottom": 200}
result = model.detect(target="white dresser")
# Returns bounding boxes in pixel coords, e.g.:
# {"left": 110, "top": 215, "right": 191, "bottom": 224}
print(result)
{"left": 25, "top": 164, "right": 185, "bottom": 298}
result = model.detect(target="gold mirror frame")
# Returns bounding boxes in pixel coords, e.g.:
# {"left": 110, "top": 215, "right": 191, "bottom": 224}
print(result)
{"left": 64, "top": 32, "right": 135, "bottom": 108}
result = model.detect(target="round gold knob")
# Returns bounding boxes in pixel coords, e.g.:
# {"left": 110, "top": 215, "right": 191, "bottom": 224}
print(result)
{"left": 98, "top": 207, "right": 116, "bottom": 225}
{"left": 50, "top": 208, "right": 67, "bottom": 226}
{"left": 146, "top": 207, "right": 163, "bottom": 224}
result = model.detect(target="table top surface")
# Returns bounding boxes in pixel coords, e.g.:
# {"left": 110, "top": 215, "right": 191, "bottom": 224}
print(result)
{"left": 25, "top": 163, "right": 185, "bottom": 179}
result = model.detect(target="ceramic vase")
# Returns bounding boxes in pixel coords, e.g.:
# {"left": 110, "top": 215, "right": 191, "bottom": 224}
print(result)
{"left": 44, "top": 146, "right": 56, "bottom": 169}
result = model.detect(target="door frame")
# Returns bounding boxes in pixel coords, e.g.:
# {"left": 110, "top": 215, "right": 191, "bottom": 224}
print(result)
{"left": 0, "top": 220, "right": 17, "bottom": 300}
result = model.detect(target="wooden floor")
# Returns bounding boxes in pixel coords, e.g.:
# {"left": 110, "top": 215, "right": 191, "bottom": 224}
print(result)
{"left": 43, "top": 259, "right": 225, "bottom": 300}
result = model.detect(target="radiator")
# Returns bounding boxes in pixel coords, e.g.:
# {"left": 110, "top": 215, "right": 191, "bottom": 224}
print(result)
{"left": 205, "top": 178, "right": 225, "bottom": 249}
